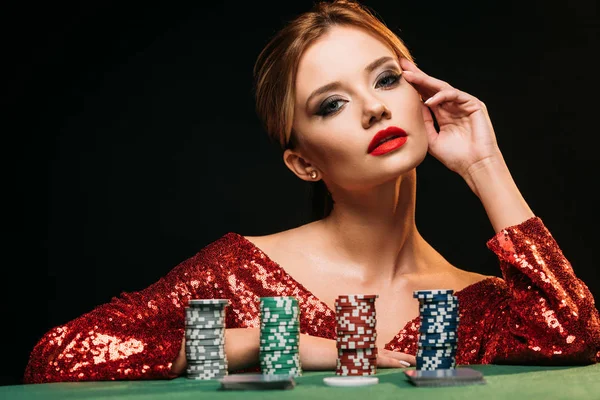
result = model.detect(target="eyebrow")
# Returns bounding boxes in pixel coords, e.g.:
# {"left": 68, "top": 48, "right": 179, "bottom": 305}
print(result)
{"left": 305, "top": 56, "right": 397, "bottom": 109}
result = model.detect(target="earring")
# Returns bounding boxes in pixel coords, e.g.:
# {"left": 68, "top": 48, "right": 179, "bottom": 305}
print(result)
{"left": 309, "top": 171, "right": 317, "bottom": 179}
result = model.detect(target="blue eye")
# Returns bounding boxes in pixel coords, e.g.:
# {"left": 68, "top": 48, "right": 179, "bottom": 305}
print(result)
{"left": 316, "top": 71, "right": 402, "bottom": 117}
{"left": 316, "top": 97, "right": 345, "bottom": 117}
{"left": 376, "top": 72, "right": 401, "bottom": 88}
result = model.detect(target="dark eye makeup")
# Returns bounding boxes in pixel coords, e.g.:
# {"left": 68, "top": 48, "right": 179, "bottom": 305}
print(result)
{"left": 315, "top": 71, "right": 402, "bottom": 117}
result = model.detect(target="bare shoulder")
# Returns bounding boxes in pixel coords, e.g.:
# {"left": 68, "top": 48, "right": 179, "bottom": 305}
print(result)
{"left": 242, "top": 222, "right": 317, "bottom": 257}
{"left": 454, "top": 268, "right": 494, "bottom": 291}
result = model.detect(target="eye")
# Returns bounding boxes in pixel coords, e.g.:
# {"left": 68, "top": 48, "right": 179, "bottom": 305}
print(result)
{"left": 316, "top": 97, "right": 346, "bottom": 117}
{"left": 376, "top": 71, "right": 401, "bottom": 88}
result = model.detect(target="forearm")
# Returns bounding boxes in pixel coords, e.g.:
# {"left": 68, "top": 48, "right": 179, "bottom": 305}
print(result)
{"left": 463, "top": 155, "right": 535, "bottom": 233}
{"left": 171, "top": 329, "right": 338, "bottom": 375}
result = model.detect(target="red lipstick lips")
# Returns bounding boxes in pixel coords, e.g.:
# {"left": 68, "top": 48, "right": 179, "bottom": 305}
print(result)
{"left": 367, "top": 126, "right": 408, "bottom": 156}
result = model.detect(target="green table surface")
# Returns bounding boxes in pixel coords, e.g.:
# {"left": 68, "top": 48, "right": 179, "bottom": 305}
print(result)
{"left": 4, "top": 364, "right": 599, "bottom": 400}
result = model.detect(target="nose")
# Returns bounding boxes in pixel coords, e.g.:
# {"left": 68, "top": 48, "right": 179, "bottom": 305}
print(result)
{"left": 362, "top": 98, "right": 391, "bottom": 129}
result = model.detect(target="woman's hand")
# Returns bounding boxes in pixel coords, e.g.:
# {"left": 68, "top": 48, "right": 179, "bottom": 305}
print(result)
{"left": 400, "top": 57, "right": 503, "bottom": 178}
{"left": 378, "top": 348, "right": 415, "bottom": 368}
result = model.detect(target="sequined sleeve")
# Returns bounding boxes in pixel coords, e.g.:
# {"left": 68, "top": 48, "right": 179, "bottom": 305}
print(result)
{"left": 22, "top": 247, "right": 221, "bottom": 384}
{"left": 481, "top": 216, "right": 600, "bottom": 364}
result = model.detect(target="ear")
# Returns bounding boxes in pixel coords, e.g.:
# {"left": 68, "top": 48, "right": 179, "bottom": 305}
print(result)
{"left": 283, "top": 148, "right": 318, "bottom": 182}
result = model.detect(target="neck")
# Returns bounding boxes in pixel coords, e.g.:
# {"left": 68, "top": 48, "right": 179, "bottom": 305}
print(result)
{"left": 316, "top": 170, "right": 440, "bottom": 285}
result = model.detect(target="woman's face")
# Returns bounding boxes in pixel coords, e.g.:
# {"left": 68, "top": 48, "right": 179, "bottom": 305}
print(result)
{"left": 289, "top": 25, "right": 429, "bottom": 192}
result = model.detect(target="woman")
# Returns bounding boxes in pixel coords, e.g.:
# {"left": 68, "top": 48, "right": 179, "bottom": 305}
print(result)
{"left": 24, "top": 0, "right": 599, "bottom": 383}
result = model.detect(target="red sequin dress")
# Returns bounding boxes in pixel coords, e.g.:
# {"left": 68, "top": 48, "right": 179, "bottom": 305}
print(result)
{"left": 23, "top": 217, "right": 600, "bottom": 383}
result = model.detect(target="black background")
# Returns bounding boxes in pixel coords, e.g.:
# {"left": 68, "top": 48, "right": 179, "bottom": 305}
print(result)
{"left": 2, "top": 0, "right": 599, "bottom": 386}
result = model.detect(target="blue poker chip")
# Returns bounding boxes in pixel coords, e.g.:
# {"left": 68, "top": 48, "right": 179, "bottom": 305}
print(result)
{"left": 419, "top": 342, "right": 457, "bottom": 349}
{"left": 416, "top": 358, "right": 456, "bottom": 366}
{"left": 419, "top": 301, "right": 459, "bottom": 309}
{"left": 419, "top": 331, "right": 457, "bottom": 338}
{"left": 421, "top": 315, "right": 460, "bottom": 324}
{"left": 420, "top": 321, "right": 458, "bottom": 327}
{"left": 417, "top": 295, "right": 457, "bottom": 302}
{"left": 413, "top": 289, "right": 454, "bottom": 297}
{"left": 419, "top": 310, "right": 459, "bottom": 317}
{"left": 419, "top": 325, "right": 458, "bottom": 333}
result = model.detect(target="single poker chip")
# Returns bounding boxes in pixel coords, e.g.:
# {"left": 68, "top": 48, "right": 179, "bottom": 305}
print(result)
{"left": 419, "top": 310, "right": 458, "bottom": 317}
{"left": 185, "top": 307, "right": 227, "bottom": 315}
{"left": 413, "top": 289, "right": 454, "bottom": 296}
{"left": 260, "top": 331, "right": 298, "bottom": 339}
{"left": 323, "top": 376, "right": 379, "bottom": 387}
{"left": 337, "top": 332, "right": 378, "bottom": 339}
{"left": 336, "top": 317, "right": 377, "bottom": 326}
{"left": 336, "top": 334, "right": 377, "bottom": 343}
{"left": 335, "top": 369, "right": 376, "bottom": 376}
{"left": 187, "top": 360, "right": 228, "bottom": 368}
{"left": 336, "top": 326, "right": 376, "bottom": 335}
{"left": 337, "top": 356, "right": 377, "bottom": 364}
{"left": 186, "top": 354, "right": 225, "bottom": 361}
{"left": 417, "top": 348, "right": 457, "bottom": 356}
{"left": 259, "top": 345, "right": 300, "bottom": 352}
{"left": 185, "top": 327, "right": 224, "bottom": 335}
{"left": 187, "top": 364, "right": 228, "bottom": 372}
{"left": 186, "top": 338, "right": 226, "bottom": 346}
{"left": 338, "top": 347, "right": 378, "bottom": 356}
{"left": 336, "top": 357, "right": 377, "bottom": 365}
{"left": 188, "top": 299, "right": 230, "bottom": 305}
{"left": 421, "top": 316, "right": 460, "bottom": 324}
{"left": 337, "top": 342, "right": 377, "bottom": 350}
{"left": 419, "top": 331, "right": 457, "bottom": 338}
{"left": 261, "top": 326, "right": 300, "bottom": 334}
{"left": 186, "top": 344, "right": 225, "bottom": 351}
{"left": 418, "top": 302, "right": 459, "bottom": 310}
{"left": 336, "top": 311, "right": 376, "bottom": 319}
{"left": 420, "top": 325, "right": 459, "bottom": 333}
{"left": 336, "top": 312, "right": 376, "bottom": 319}
{"left": 186, "top": 335, "right": 226, "bottom": 341}
{"left": 260, "top": 355, "right": 300, "bottom": 364}
{"left": 185, "top": 326, "right": 226, "bottom": 333}
{"left": 335, "top": 303, "right": 376, "bottom": 313}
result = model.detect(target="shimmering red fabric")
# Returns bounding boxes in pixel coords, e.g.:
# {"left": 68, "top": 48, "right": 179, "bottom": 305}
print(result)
{"left": 23, "top": 217, "right": 600, "bottom": 383}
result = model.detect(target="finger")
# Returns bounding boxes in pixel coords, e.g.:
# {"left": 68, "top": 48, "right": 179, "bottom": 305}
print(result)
{"left": 377, "top": 354, "right": 411, "bottom": 368}
{"left": 400, "top": 58, "right": 452, "bottom": 99}
{"left": 421, "top": 103, "right": 438, "bottom": 144}
{"left": 424, "top": 88, "right": 471, "bottom": 108}
{"left": 379, "top": 348, "right": 416, "bottom": 366}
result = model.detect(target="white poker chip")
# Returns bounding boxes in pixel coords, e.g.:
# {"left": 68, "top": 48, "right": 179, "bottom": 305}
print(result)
{"left": 323, "top": 376, "right": 379, "bottom": 387}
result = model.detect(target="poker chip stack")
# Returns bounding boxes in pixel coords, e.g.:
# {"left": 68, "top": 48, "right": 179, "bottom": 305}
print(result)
{"left": 335, "top": 294, "right": 379, "bottom": 376}
{"left": 414, "top": 289, "right": 459, "bottom": 371}
{"left": 185, "top": 299, "right": 230, "bottom": 380}
{"left": 259, "top": 296, "right": 302, "bottom": 377}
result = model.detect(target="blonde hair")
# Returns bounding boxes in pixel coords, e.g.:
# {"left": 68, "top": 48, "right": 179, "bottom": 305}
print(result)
{"left": 252, "top": 0, "right": 415, "bottom": 219}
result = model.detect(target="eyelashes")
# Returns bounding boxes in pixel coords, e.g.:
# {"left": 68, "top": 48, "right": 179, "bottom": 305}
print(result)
{"left": 316, "top": 71, "right": 402, "bottom": 117}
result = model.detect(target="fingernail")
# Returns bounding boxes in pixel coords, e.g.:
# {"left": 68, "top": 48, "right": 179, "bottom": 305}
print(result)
{"left": 424, "top": 97, "right": 433, "bottom": 105}
{"left": 399, "top": 360, "right": 411, "bottom": 367}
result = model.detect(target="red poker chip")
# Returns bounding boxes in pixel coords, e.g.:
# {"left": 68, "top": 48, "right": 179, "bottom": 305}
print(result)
{"left": 337, "top": 342, "right": 377, "bottom": 350}
{"left": 336, "top": 314, "right": 377, "bottom": 322}
{"left": 335, "top": 304, "right": 376, "bottom": 312}
{"left": 335, "top": 303, "right": 376, "bottom": 310}
{"left": 338, "top": 363, "right": 376, "bottom": 371}
{"left": 336, "top": 319, "right": 376, "bottom": 327}
{"left": 337, "top": 331, "right": 378, "bottom": 339}
{"left": 336, "top": 294, "right": 378, "bottom": 300}
{"left": 336, "top": 334, "right": 377, "bottom": 342}
{"left": 337, "top": 362, "right": 376, "bottom": 370}
{"left": 336, "top": 338, "right": 377, "bottom": 347}
{"left": 338, "top": 347, "right": 378, "bottom": 355}
{"left": 335, "top": 327, "right": 376, "bottom": 335}
{"left": 338, "top": 355, "right": 378, "bottom": 364}
{"left": 336, "top": 310, "right": 376, "bottom": 316}
{"left": 335, "top": 326, "right": 376, "bottom": 334}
